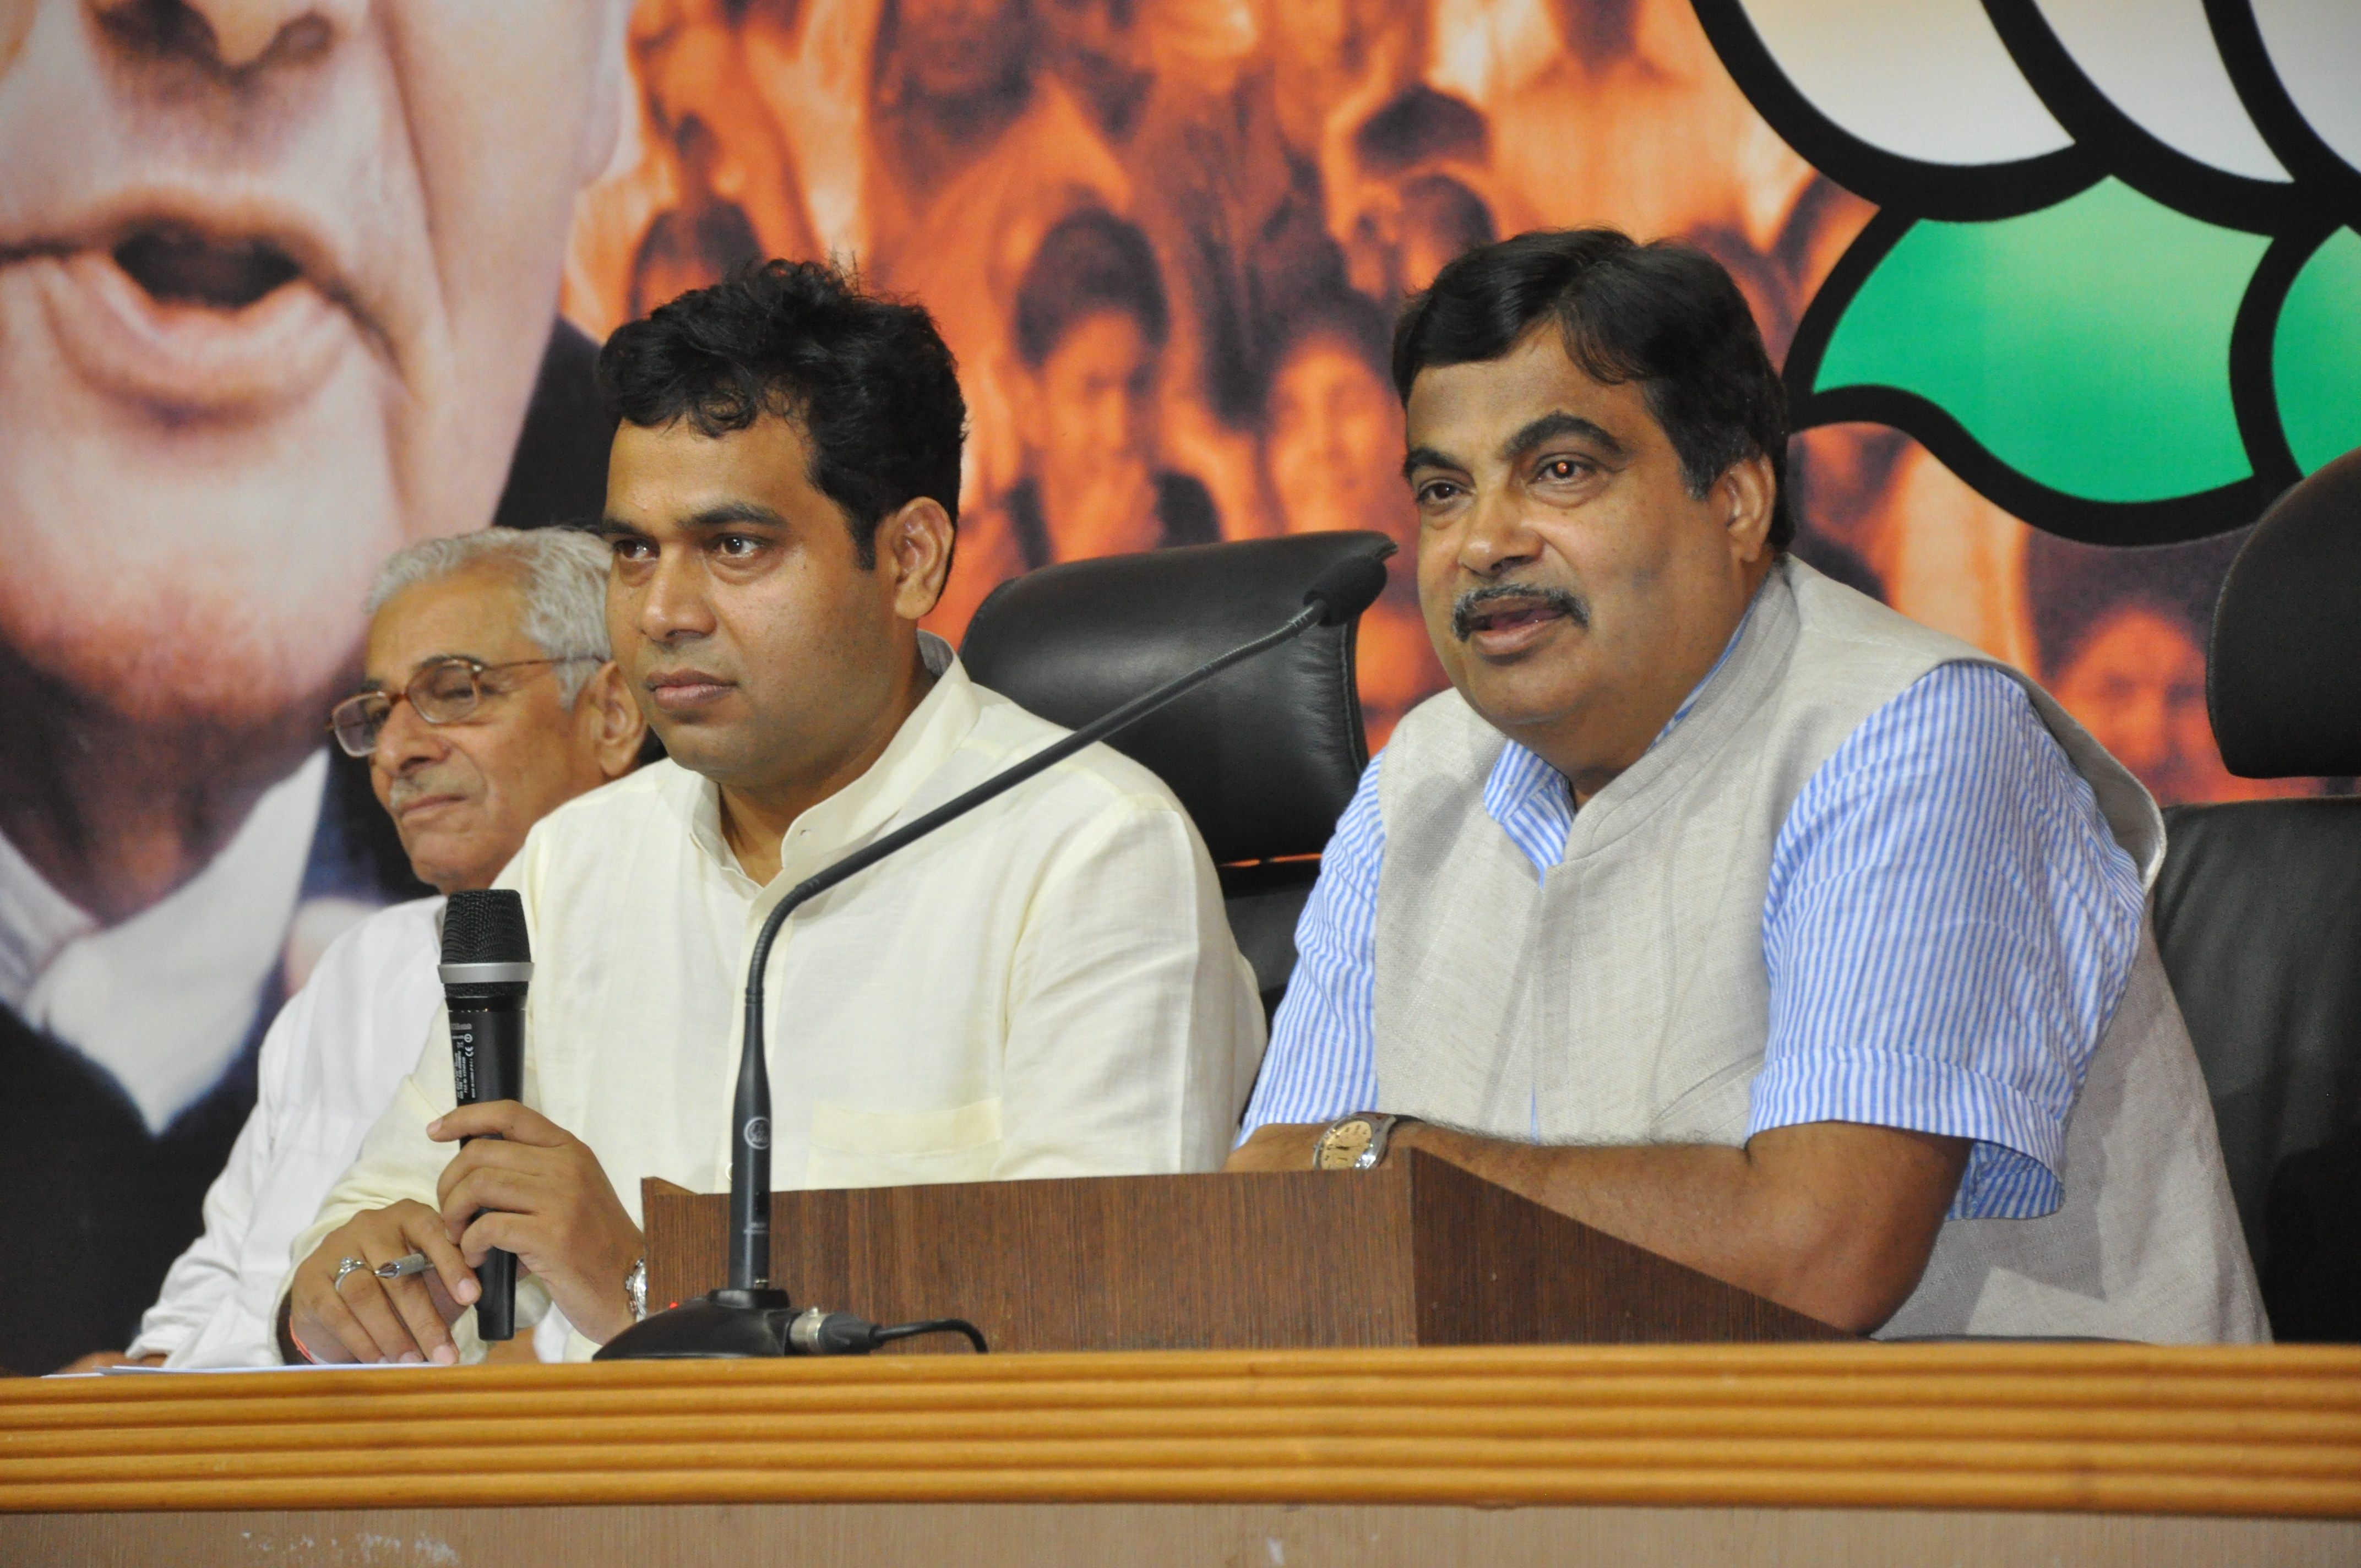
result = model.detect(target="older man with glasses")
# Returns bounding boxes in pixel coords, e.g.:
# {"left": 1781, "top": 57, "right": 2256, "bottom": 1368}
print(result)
{"left": 64, "top": 528, "right": 644, "bottom": 1371}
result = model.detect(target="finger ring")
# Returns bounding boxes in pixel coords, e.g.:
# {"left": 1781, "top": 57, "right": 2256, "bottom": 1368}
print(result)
{"left": 333, "top": 1257, "right": 372, "bottom": 1292}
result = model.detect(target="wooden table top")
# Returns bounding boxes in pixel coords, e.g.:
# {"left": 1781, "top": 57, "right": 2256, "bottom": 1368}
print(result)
{"left": 4, "top": 1342, "right": 2357, "bottom": 1518}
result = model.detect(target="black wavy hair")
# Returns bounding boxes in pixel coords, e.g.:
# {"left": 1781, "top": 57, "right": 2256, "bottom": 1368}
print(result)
{"left": 598, "top": 258, "right": 966, "bottom": 567}
{"left": 1391, "top": 228, "right": 1792, "bottom": 550}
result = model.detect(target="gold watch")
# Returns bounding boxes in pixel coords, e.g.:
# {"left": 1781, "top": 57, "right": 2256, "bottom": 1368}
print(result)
{"left": 1312, "top": 1112, "right": 1405, "bottom": 1171}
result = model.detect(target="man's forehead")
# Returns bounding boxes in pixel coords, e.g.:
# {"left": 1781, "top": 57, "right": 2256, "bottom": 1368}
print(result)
{"left": 363, "top": 569, "right": 531, "bottom": 682}
{"left": 605, "top": 415, "right": 816, "bottom": 526}
{"left": 1403, "top": 334, "right": 1655, "bottom": 460}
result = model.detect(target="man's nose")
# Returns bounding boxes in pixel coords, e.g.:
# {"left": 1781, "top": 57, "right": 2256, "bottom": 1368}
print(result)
{"left": 1457, "top": 492, "right": 1543, "bottom": 579}
{"left": 372, "top": 696, "right": 446, "bottom": 776}
{"left": 89, "top": 0, "right": 362, "bottom": 70}
{"left": 636, "top": 551, "right": 716, "bottom": 643}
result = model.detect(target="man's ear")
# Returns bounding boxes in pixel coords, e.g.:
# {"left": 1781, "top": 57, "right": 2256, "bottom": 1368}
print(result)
{"left": 1718, "top": 453, "right": 1778, "bottom": 564}
{"left": 583, "top": 661, "right": 648, "bottom": 780}
{"left": 883, "top": 497, "right": 956, "bottom": 623}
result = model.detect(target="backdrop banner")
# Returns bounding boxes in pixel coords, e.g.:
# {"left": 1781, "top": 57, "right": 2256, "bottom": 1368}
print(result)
{"left": 0, "top": 0, "right": 2352, "bottom": 1371}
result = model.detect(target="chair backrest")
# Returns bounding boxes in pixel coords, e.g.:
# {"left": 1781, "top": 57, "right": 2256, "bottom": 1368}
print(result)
{"left": 960, "top": 532, "right": 1391, "bottom": 1014}
{"left": 2152, "top": 444, "right": 2361, "bottom": 1341}
{"left": 2208, "top": 446, "right": 2361, "bottom": 780}
{"left": 2151, "top": 799, "right": 2361, "bottom": 1337}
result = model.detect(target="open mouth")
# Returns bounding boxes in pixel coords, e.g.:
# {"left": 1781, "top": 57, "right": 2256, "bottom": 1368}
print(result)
{"left": 112, "top": 225, "right": 303, "bottom": 311}
{"left": 1461, "top": 602, "right": 1563, "bottom": 635}
{"left": 14, "top": 211, "right": 356, "bottom": 417}
{"left": 1451, "top": 585, "right": 1588, "bottom": 645}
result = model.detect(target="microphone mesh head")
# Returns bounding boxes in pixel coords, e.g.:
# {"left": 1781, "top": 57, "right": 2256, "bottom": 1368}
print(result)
{"left": 441, "top": 889, "right": 531, "bottom": 965}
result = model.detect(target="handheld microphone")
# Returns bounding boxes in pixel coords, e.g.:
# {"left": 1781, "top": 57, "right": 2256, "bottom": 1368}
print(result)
{"left": 439, "top": 888, "right": 532, "bottom": 1342}
{"left": 597, "top": 547, "right": 1390, "bottom": 1359}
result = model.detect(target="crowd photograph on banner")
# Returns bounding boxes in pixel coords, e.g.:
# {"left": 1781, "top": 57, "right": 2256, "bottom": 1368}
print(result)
{"left": 0, "top": 0, "right": 2354, "bottom": 1396}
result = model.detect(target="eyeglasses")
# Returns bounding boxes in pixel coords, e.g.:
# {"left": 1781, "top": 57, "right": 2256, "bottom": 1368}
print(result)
{"left": 328, "top": 656, "right": 595, "bottom": 758}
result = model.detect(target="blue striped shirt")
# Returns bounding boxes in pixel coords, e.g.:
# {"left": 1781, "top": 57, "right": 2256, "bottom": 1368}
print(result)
{"left": 1241, "top": 657, "right": 2147, "bottom": 1222}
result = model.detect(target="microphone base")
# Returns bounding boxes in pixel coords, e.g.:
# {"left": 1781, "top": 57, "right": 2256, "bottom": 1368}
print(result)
{"left": 592, "top": 1287, "right": 797, "bottom": 1360}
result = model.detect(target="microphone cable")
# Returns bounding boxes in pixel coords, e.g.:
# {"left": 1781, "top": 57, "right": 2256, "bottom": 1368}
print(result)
{"left": 788, "top": 1308, "right": 988, "bottom": 1356}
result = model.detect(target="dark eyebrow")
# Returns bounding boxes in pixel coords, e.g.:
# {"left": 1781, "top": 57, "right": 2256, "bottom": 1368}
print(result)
{"left": 1502, "top": 411, "right": 1629, "bottom": 467}
{"left": 1401, "top": 444, "right": 1460, "bottom": 481}
{"left": 590, "top": 500, "right": 788, "bottom": 541}
{"left": 681, "top": 500, "right": 788, "bottom": 531}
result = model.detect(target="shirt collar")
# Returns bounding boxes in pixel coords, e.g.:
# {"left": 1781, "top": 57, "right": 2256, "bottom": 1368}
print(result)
{"left": 688, "top": 632, "right": 981, "bottom": 893}
{"left": 0, "top": 750, "right": 327, "bottom": 1131}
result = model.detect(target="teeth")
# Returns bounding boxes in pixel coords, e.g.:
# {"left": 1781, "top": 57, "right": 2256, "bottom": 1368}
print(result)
{"left": 113, "top": 226, "right": 300, "bottom": 310}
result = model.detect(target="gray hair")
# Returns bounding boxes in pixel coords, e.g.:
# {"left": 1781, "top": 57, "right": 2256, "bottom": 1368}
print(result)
{"left": 366, "top": 527, "right": 613, "bottom": 705}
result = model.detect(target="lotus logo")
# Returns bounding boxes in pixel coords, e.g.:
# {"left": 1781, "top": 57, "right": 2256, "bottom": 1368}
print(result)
{"left": 1696, "top": 0, "right": 2360, "bottom": 546}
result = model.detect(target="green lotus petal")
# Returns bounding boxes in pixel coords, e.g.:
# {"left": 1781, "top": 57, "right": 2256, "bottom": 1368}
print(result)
{"left": 2273, "top": 227, "right": 2361, "bottom": 475}
{"left": 1815, "top": 179, "right": 2267, "bottom": 503}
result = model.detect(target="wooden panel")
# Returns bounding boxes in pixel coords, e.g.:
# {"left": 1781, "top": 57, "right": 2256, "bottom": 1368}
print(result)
{"left": 2, "top": 1344, "right": 2357, "bottom": 1518}
{"left": 1406, "top": 1154, "right": 1847, "bottom": 1344}
{"left": 649, "top": 1172, "right": 1421, "bottom": 1352}
{"left": 9, "top": 1501, "right": 2361, "bottom": 1568}
{"left": 644, "top": 1154, "right": 1848, "bottom": 1352}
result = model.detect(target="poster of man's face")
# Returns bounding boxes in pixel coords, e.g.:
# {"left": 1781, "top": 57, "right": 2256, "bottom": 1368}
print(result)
{"left": 0, "top": 0, "right": 629, "bottom": 1374}
{"left": 0, "top": 0, "right": 2339, "bottom": 1372}
{"left": 0, "top": 0, "right": 622, "bottom": 788}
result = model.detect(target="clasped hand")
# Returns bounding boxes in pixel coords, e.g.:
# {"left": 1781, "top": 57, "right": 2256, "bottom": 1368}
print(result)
{"left": 287, "top": 1102, "right": 643, "bottom": 1365}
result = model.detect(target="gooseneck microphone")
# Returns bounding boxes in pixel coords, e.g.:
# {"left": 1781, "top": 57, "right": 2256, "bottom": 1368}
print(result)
{"left": 597, "top": 549, "right": 1390, "bottom": 1359}
{"left": 439, "top": 889, "right": 532, "bottom": 1342}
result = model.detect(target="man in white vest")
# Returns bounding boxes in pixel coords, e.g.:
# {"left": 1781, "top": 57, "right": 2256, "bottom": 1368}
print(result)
{"left": 1230, "top": 228, "right": 2265, "bottom": 1343}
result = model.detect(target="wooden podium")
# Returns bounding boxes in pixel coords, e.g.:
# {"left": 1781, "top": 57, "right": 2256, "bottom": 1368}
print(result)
{"left": 641, "top": 1151, "right": 1850, "bottom": 1350}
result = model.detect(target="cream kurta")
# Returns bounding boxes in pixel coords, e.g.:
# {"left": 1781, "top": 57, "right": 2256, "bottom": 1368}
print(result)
{"left": 297, "top": 638, "right": 1265, "bottom": 1359}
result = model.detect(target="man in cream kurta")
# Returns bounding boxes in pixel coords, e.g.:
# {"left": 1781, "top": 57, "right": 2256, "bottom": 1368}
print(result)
{"left": 287, "top": 260, "right": 1261, "bottom": 1366}
{"left": 300, "top": 633, "right": 1260, "bottom": 1362}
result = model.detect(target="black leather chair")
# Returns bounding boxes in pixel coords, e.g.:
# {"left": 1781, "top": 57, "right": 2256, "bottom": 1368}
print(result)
{"left": 960, "top": 532, "right": 1393, "bottom": 1018}
{"left": 2150, "top": 445, "right": 2361, "bottom": 1342}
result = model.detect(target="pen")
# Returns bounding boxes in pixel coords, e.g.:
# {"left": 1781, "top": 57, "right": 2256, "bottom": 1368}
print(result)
{"left": 374, "top": 1253, "right": 431, "bottom": 1280}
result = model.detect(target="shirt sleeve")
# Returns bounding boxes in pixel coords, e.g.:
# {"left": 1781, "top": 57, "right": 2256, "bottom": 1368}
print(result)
{"left": 1238, "top": 754, "right": 1386, "bottom": 1138}
{"left": 1747, "top": 662, "right": 2147, "bottom": 1219}
{"left": 993, "top": 788, "right": 1267, "bottom": 1179}
{"left": 283, "top": 865, "right": 548, "bottom": 1363}
{"left": 126, "top": 984, "right": 317, "bottom": 1361}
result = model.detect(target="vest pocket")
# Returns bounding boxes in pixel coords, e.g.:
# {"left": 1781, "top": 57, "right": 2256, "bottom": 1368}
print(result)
{"left": 804, "top": 1097, "right": 1003, "bottom": 1189}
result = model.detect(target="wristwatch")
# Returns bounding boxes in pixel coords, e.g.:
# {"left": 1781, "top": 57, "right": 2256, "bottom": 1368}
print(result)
{"left": 624, "top": 1257, "right": 648, "bottom": 1323}
{"left": 1312, "top": 1112, "right": 1406, "bottom": 1171}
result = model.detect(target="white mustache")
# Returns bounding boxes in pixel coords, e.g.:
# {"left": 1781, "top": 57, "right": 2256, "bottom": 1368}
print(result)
{"left": 387, "top": 773, "right": 467, "bottom": 813}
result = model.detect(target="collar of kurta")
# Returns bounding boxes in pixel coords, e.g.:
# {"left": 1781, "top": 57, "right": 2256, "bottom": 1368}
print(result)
{"left": 0, "top": 749, "right": 327, "bottom": 1131}
{"left": 687, "top": 630, "right": 982, "bottom": 896}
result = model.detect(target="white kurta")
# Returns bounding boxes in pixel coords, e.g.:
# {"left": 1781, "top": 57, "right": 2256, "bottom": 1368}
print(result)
{"left": 297, "top": 640, "right": 1266, "bottom": 1359}
{"left": 129, "top": 897, "right": 444, "bottom": 1367}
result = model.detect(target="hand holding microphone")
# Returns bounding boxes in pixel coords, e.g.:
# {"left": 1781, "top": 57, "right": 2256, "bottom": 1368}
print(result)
{"left": 285, "top": 894, "right": 644, "bottom": 1364}
{"left": 432, "top": 889, "right": 646, "bottom": 1346}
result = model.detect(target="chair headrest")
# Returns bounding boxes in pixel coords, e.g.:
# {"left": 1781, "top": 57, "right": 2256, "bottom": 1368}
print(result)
{"left": 2210, "top": 446, "right": 2361, "bottom": 777}
{"left": 960, "top": 532, "right": 1394, "bottom": 864}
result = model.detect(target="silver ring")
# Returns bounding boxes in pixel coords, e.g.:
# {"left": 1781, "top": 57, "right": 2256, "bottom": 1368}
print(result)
{"left": 333, "top": 1256, "right": 372, "bottom": 1292}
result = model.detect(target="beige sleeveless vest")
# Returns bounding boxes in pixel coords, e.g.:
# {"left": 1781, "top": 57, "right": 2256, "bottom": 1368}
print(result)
{"left": 1372, "top": 559, "right": 2265, "bottom": 1342}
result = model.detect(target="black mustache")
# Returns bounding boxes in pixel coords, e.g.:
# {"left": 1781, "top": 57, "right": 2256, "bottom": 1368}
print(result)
{"left": 1450, "top": 583, "right": 1590, "bottom": 642}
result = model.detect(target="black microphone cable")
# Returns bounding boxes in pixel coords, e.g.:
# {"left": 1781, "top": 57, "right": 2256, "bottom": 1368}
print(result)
{"left": 787, "top": 1308, "right": 988, "bottom": 1355}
